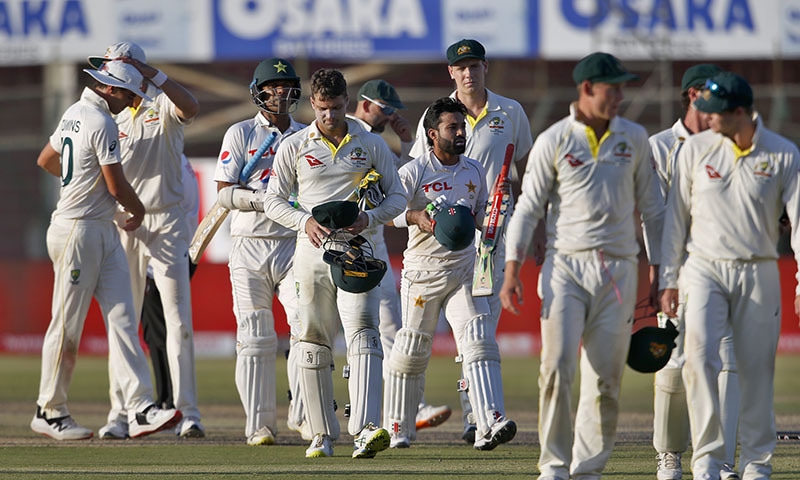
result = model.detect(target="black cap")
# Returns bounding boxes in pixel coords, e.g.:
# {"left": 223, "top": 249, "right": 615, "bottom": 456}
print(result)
{"left": 432, "top": 204, "right": 475, "bottom": 251}
{"left": 627, "top": 322, "right": 679, "bottom": 373}
{"left": 312, "top": 201, "right": 360, "bottom": 229}
{"left": 680, "top": 64, "right": 723, "bottom": 91}
{"left": 572, "top": 52, "right": 639, "bottom": 85}
{"left": 252, "top": 58, "right": 300, "bottom": 88}
{"left": 358, "top": 79, "right": 405, "bottom": 109}
{"left": 446, "top": 39, "right": 486, "bottom": 65}
{"left": 693, "top": 71, "right": 753, "bottom": 114}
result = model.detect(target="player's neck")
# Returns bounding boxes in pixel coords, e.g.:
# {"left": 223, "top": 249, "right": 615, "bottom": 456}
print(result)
{"left": 263, "top": 112, "right": 290, "bottom": 133}
{"left": 456, "top": 88, "right": 487, "bottom": 118}
{"left": 433, "top": 149, "right": 459, "bottom": 166}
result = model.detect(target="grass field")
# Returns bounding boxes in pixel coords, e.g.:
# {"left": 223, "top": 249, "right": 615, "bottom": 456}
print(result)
{"left": 1, "top": 353, "right": 799, "bottom": 479}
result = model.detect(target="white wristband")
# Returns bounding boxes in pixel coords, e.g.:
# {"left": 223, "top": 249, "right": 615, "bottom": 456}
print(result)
{"left": 151, "top": 70, "right": 168, "bottom": 87}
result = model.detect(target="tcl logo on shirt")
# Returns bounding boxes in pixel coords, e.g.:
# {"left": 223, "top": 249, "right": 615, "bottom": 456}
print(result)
{"left": 422, "top": 181, "right": 453, "bottom": 192}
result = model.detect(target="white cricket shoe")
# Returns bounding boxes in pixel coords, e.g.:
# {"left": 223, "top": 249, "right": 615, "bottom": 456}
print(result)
{"left": 352, "top": 423, "right": 390, "bottom": 458}
{"left": 30, "top": 407, "right": 93, "bottom": 441}
{"left": 389, "top": 432, "right": 410, "bottom": 449}
{"left": 720, "top": 464, "right": 741, "bottom": 480}
{"left": 177, "top": 416, "right": 206, "bottom": 438}
{"left": 247, "top": 426, "right": 276, "bottom": 446}
{"left": 305, "top": 433, "right": 333, "bottom": 458}
{"left": 415, "top": 403, "right": 452, "bottom": 430}
{"left": 99, "top": 419, "right": 129, "bottom": 439}
{"left": 656, "top": 452, "right": 682, "bottom": 480}
{"left": 474, "top": 418, "right": 516, "bottom": 451}
{"left": 129, "top": 405, "right": 182, "bottom": 438}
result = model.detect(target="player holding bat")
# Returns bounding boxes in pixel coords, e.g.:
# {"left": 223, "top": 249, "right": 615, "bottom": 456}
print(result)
{"left": 212, "top": 58, "right": 307, "bottom": 446}
{"left": 410, "top": 38, "right": 534, "bottom": 443}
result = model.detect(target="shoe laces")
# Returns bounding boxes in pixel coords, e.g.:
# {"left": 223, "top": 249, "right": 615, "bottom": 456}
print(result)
{"left": 657, "top": 452, "right": 681, "bottom": 470}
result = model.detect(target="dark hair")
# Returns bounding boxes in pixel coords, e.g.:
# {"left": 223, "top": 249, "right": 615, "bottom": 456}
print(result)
{"left": 310, "top": 68, "right": 347, "bottom": 100}
{"left": 422, "top": 97, "right": 467, "bottom": 147}
{"left": 680, "top": 89, "right": 692, "bottom": 113}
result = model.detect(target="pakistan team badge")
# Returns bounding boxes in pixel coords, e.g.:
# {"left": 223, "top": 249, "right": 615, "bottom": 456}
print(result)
{"left": 70, "top": 269, "right": 81, "bottom": 285}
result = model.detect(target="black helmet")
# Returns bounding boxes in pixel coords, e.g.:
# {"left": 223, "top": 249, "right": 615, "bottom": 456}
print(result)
{"left": 627, "top": 320, "right": 679, "bottom": 373}
{"left": 322, "top": 231, "right": 387, "bottom": 294}
{"left": 432, "top": 204, "right": 475, "bottom": 251}
{"left": 250, "top": 57, "right": 301, "bottom": 114}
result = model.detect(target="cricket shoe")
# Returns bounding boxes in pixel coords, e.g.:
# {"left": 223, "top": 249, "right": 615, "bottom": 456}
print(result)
{"left": 462, "top": 424, "right": 477, "bottom": 444}
{"left": 129, "top": 405, "right": 182, "bottom": 438}
{"left": 474, "top": 418, "right": 517, "bottom": 451}
{"left": 415, "top": 403, "right": 452, "bottom": 430}
{"left": 656, "top": 452, "right": 682, "bottom": 480}
{"left": 305, "top": 433, "right": 333, "bottom": 458}
{"left": 247, "top": 426, "right": 276, "bottom": 446}
{"left": 352, "top": 423, "right": 390, "bottom": 458}
{"left": 30, "top": 406, "right": 93, "bottom": 441}
{"left": 720, "top": 464, "right": 740, "bottom": 480}
{"left": 389, "top": 433, "right": 410, "bottom": 449}
{"left": 177, "top": 416, "right": 206, "bottom": 438}
{"left": 99, "top": 419, "right": 129, "bottom": 439}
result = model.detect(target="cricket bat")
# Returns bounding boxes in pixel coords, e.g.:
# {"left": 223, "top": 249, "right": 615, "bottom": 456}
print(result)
{"left": 472, "top": 143, "right": 515, "bottom": 297}
{"left": 188, "top": 131, "right": 278, "bottom": 263}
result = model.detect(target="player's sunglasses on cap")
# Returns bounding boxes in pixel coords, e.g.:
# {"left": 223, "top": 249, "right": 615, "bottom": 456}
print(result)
{"left": 704, "top": 78, "right": 730, "bottom": 97}
{"left": 361, "top": 94, "right": 396, "bottom": 116}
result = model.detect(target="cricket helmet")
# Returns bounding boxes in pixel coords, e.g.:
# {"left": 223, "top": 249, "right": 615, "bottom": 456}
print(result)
{"left": 322, "top": 231, "right": 387, "bottom": 294}
{"left": 250, "top": 57, "right": 301, "bottom": 114}
{"left": 627, "top": 320, "right": 679, "bottom": 373}
{"left": 432, "top": 204, "right": 475, "bottom": 251}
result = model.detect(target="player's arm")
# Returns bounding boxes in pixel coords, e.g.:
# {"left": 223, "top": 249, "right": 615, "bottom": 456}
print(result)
{"left": 36, "top": 143, "right": 61, "bottom": 177}
{"left": 499, "top": 260, "right": 524, "bottom": 315}
{"left": 102, "top": 163, "right": 145, "bottom": 231}
{"left": 119, "top": 57, "right": 199, "bottom": 121}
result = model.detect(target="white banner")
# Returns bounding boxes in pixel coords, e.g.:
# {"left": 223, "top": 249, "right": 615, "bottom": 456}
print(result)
{"left": 540, "top": 0, "right": 787, "bottom": 60}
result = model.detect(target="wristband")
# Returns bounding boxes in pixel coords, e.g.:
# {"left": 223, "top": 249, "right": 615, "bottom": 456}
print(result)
{"left": 151, "top": 70, "right": 168, "bottom": 87}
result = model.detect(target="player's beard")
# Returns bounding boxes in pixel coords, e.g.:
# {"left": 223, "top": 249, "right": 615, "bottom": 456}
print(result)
{"left": 439, "top": 135, "right": 466, "bottom": 155}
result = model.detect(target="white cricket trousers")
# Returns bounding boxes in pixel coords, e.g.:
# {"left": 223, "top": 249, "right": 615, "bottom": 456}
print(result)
{"left": 38, "top": 218, "right": 154, "bottom": 418}
{"left": 108, "top": 205, "right": 199, "bottom": 422}
{"left": 681, "top": 255, "right": 780, "bottom": 479}
{"left": 537, "top": 251, "right": 637, "bottom": 480}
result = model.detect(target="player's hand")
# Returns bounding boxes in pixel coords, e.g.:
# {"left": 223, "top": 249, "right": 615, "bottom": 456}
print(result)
{"left": 343, "top": 211, "right": 369, "bottom": 235}
{"left": 117, "top": 57, "right": 158, "bottom": 82}
{"left": 407, "top": 210, "right": 433, "bottom": 233}
{"left": 659, "top": 288, "right": 679, "bottom": 318}
{"left": 304, "top": 217, "right": 331, "bottom": 248}
{"left": 122, "top": 211, "right": 144, "bottom": 231}
{"left": 500, "top": 261, "right": 524, "bottom": 315}
{"left": 388, "top": 114, "right": 413, "bottom": 142}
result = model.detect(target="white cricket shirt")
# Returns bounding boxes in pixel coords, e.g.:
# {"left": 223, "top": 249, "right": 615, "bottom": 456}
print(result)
{"left": 49, "top": 88, "right": 121, "bottom": 222}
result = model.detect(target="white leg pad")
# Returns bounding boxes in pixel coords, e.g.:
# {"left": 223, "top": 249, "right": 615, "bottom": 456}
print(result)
{"left": 346, "top": 328, "right": 384, "bottom": 435}
{"left": 460, "top": 314, "right": 504, "bottom": 439}
{"left": 235, "top": 310, "right": 277, "bottom": 437}
{"left": 653, "top": 366, "right": 690, "bottom": 453}
{"left": 384, "top": 328, "right": 432, "bottom": 441}
{"left": 296, "top": 341, "right": 339, "bottom": 440}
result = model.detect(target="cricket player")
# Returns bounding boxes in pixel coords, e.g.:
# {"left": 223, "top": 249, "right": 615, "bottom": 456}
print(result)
{"left": 384, "top": 97, "right": 515, "bottom": 451}
{"left": 660, "top": 71, "right": 800, "bottom": 480}
{"left": 32, "top": 61, "right": 181, "bottom": 441}
{"left": 349, "top": 79, "right": 452, "bottom": 431}
{"left": 213, "top": 57, "right": 306, "bottom": 445}
{"left": 649, "top": 64, "right": 741, "bottom": 480}
{"left": 500, "top": 52, "right": 664, "bottom": 479}
{"left": 263, "top": 69, "right": 406, "bottom": 458}
{"left": 87, "top": 42, "right": 204, "bottom": 439}
{"left": 409, "top": 38, "right": 534, "bottom": 442}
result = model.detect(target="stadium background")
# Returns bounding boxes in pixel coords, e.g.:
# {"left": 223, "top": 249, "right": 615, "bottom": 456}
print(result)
{"left": 2, "top": 0, "right": 800, "bottom": 356}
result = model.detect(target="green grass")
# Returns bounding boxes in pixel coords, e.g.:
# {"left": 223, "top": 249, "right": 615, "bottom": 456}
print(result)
{"left": 1, "top": 354, "right": 799, "bottom": 479}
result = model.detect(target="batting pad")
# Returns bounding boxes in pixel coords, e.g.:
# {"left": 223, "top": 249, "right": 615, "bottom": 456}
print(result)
{"left": 297, "top": 341, "right": 340, "bottom": 440}
{"left": 235, "top": 310, "right": 278, "bottom": 437}
{"left": 383, "top": 328, "right": 433, "bottom": 440}
{"left": 286, "top": 338, "right": 310, "bottom": 439}
{"left": 460, "top": 315, "right": 504, "bottom": 438}
{"left": 346, "top": 328, "right": 383, "bottom": 435}
{"left": 653, "top": 367, "right": 689, "bottom": 452}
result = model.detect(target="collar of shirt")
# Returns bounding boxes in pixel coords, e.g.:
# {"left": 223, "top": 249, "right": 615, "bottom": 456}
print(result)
{"left": 424, "top": 149, "right": 470, "bottom": 172}
{"left": 346, "top": 114, "right": 373, "bottom": 132}
{"left": 254, "top": 111, "right": 304, "bottom": 136}
{"left": 81, "top": 87, "right": 112, "bottom": 115}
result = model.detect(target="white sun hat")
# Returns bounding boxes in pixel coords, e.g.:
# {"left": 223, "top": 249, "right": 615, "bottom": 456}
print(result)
{"left": 87, "top": 41, "right": 146, "bottom": 69}
{"left": 83, "top": 60, "right": 152, "bottom": 102}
